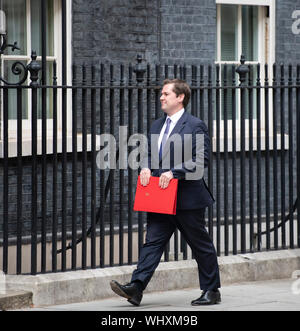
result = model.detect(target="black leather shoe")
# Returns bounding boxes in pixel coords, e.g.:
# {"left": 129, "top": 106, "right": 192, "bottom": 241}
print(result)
{"left": 110, "top": 280, "right": 143, "bottom": 306}
{"left": 191, "top": 290, "right": 221, "bottom": 306}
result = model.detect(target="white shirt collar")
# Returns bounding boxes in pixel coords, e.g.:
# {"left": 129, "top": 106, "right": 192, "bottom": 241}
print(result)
{"left": 166, "top": 108, "right": 185, "bottom": 124}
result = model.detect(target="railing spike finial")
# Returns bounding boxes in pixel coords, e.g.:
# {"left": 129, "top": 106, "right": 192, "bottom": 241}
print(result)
{"left": 134, "top": 54, "right": 146, "bottom": 84}
{"left": 27, "top": 50, "right": 41, "bottom": 87}
{"left": 236, "top": 54, "right": 250, "bottom": 86}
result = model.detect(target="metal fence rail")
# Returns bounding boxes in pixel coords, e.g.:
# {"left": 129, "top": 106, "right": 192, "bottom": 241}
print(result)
{"left": 0, "top": 53, "right": 300, "bottom": 275}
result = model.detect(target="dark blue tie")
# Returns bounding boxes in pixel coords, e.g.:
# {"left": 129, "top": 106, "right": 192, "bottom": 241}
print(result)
{"left": 159, "top": 118, "right": 171, "bottom": 161}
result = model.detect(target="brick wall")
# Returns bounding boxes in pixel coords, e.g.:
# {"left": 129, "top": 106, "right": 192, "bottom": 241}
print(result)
{"left": 160, "top": 0, "right": 216, "bottom": 65}
{"left": 72, "top": 0, "right": 160, "bottom": 65}
{"left": 72, "top": 0, "right": 216, "bottom": 66}
{"left": 72, "top": 0, "right": 300, "bottom": 67}
{"left": 276, "top": 0, "right": 300, "bottom": 65}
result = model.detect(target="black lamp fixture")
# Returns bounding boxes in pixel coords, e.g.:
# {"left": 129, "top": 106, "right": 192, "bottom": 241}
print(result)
{"left": 0, "top": 9, "right": 20, "bottom": 55}
{"left": 0, "top": 9, "right": 39, "bottom": 85}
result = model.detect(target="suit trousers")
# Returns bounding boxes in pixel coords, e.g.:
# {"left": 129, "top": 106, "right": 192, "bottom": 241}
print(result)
{"left": 131, "top": 208, "right": 221, "bottom": 291}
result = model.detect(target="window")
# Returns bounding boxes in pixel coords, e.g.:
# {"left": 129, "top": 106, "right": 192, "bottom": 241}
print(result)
{"left": 0, "top": 0, "right": 72, "bottom": 148}
{"left": 215, "top": 0, "right": 282, "bottom": 151}
{"left": 217, "top": 4, "right": 261, "bottom": 121}
{"left": 216, "top": 0, "right": 275, "bottom": 66}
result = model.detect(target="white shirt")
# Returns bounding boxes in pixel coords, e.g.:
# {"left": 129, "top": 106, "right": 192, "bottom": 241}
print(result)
{"left": 157, "top": 108, "right": 185, "bottom": 151}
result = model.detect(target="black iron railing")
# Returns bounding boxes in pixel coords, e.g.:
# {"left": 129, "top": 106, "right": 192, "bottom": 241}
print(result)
{"left": 0, "top": 53, "right": 300, "bottom": 275}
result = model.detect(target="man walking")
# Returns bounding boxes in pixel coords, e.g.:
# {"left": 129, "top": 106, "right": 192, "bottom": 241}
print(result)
{"left": 110, "top": 79, "right": 221, "bottom": 306}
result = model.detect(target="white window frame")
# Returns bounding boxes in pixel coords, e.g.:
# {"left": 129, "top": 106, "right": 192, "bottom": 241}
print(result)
{"left": 216, "top": 0, "right": 276, "bottom": 67}
{"left": 0, "top": 0, "right": 73, "bottom": 157}
{"left": 214, "top": 0, "right": 287, "bottom": 152}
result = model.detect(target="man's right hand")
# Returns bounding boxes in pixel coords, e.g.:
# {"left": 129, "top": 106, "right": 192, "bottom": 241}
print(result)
{"left": 140, "top": 168, "right": 151, "bottom": 186}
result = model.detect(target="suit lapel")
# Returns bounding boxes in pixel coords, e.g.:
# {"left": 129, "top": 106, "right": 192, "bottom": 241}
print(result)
{"left": 162, "top": 111, "right": 188, "bottom": 160}
{"left": 169, "top": 111, "right": 188, "bottom": 138}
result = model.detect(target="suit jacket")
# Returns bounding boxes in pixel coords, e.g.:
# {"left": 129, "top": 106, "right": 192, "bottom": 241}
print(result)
{"left": 141, "top": 110, "right": 215, "bottom": 210}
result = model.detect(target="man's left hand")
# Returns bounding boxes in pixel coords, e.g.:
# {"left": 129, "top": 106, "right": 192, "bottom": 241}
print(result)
{"left": 159, "top": 171, "right": 174, "bottom": 189}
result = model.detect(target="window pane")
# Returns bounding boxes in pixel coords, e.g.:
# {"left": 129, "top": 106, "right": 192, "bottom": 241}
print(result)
{"left": 221, "top": 64, "right": 239, "bottom": 120}
{"left": 2, "top": 0, "right": 27, "bottom": 55}
{"left": 221, "top": 5, "right": 238, "bottom": 61}
{"left": 244, "top": 64, "right": 258, "bottom": 120}
{"left": 3, "top": 60, "right": 28, "bottom": 119}
{"left": 31, "top": 0, "right": 54, "bottom": 56}
{"left": 242, "top": 6, "right": 258, "bottom": 62}
{"left": 37, "top": 61, "right": 53, "bottom": 119}
{"left": 218, "top": 64, "right": 258, "bottom": 121}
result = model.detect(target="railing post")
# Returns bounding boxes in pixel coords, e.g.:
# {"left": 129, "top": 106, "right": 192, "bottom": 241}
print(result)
{"left": 71, "top": 64, "right": 78, "bottom": 271}
{"left": 52, "top": 61, "right": 58, "bottom": 272}
{"left": 2, "top": 78, "right": 8, "bottom": 274}
{"left": 16, "top": 80, "right": 23, "bottom": 274}
{"left": 82, "top": 63, "right": 87, "bottom": 270}
{"left": 100, "top": 63, "right": 106, "bottom": 268}
{"left": 223, "top": 64, "right": 229, "bottom": 256}
{"left": 248, "top": 64, "right": 254, "bottom": 252}
{"left": 236, "top": 54, "right": 249, "bottom": 253}
{"left": 109, "top": 64, "right": 115, "bottom": 267}
{"left": 288, "top": 64, "right": 294, "bottom": 249}
{"left": 119, "top": 63, "right": 125, "bottom": 266}
{"left": 215, "top": 63, "right": 221, "bottom": 256}
{"left": 297, "top": 64, "right": 300, "bottom": 248}
{"left": 27, "top": 51, "right": 41, "bottom": 275}
{"left": 255, "top": 63, "right": 262, "bottom": 251}
{"left": 207, "top": 64, "right": 213, "bottom": 240}
{"left": 41, "top": 0, "right": 48, "bottom": 275}
{"left": 272, "top": 63, "right": 279, "bottom": 250}
{"left": 280, "top": 63, "right": 286, "bottom": 249}
{"left": 91, "top": 65, "right": 96, "bottom": 269}
{"left": 264, "top": 63, "right": 271, "bottom": 249}
{"left": 134, "top": 54, "right": 146, "bottom": 258}
{"left": 191, "top": 65, "right": 197, "bottom": 116}
{"left": 232, "top": 63, "right": 237, "bottom": 254}
{"left": 127, "top": 63, "right": 133, "bottom": 265}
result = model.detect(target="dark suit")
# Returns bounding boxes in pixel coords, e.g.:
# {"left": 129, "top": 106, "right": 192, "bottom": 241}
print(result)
{"left": 131, "top": 111, "right": 221, "bottom": 291}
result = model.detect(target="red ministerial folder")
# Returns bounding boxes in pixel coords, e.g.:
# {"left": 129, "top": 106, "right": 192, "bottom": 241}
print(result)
{"left": 133, "top": 176, "right": 178, "bottom": 215}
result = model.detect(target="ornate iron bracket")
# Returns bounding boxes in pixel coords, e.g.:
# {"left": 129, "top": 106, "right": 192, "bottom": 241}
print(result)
{"left": 0, "top": 50, "right": 41, "bottom": 86}
{"left": 0, "top": 34, "right": 20, "bottom": 55}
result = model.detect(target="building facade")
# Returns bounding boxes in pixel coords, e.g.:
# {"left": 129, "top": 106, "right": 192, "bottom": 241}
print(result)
{"left": 0, "top": 0, "right": 300, "bottom": 274}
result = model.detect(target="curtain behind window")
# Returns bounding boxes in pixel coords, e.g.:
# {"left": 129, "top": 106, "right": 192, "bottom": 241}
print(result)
{"left": 242, "top": 6, "right": 258, "bottom": 62}
{"left": 31, "top": 0, "right": 54, "bottom": 56}
{"left": 221, "top": 5, "right": 238, "bottom": 62}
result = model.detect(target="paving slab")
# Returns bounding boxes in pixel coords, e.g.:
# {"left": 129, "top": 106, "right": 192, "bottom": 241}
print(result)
{"left": 6, "top": 249, "right": 300, "bottom": 307}
{"left": 16, "top": 278, "right": 300, "bottom": 311}
{"left": 0, "top": 290, "right": 33, "bottom": 311}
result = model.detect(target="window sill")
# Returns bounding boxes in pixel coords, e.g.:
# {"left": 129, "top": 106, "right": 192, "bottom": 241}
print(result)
{"left": 212, "top": 133, "right": 289, "bottom": 153}
{"left": 0, "top": 134, "right": 101, "bottom": 158}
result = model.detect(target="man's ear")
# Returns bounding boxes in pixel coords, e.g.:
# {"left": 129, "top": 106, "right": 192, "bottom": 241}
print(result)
{"left": 178, "top": 93, "right": 185, "bottom": 104}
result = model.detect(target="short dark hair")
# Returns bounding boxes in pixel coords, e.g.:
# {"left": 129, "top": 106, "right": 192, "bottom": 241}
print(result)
{"left": 163, "top": 79, "right": 191, "bottom": 108}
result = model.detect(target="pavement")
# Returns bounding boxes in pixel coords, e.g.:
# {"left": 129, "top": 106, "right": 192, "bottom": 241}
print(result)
{"left": 16, "top": 278, "right": 300, "bottom": 311}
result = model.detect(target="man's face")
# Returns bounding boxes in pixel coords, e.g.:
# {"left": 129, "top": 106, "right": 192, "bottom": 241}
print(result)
{"left": 160, "top": 83, "right": 184, "bottom": 115}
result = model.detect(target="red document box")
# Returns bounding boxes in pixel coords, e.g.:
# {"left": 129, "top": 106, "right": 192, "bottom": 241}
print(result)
{"left": 133, "top": 176, "right": 178, "bottom": 215}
